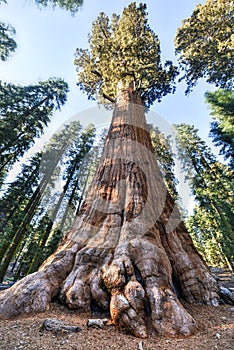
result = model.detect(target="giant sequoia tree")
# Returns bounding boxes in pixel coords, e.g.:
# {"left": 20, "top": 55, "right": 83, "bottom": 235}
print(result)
{"left": 0, "top": 3, "right": 220, "bottom": 338}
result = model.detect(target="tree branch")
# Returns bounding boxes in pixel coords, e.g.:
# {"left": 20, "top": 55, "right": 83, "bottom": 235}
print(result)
{"left": 91, "top": 70, "right": 102, "bottom": 78}
{"left": 100, "top": 25, "right": 109, "bottom": 39}
{"left": 103, "top": 93, "right": 116, "bottom": 103}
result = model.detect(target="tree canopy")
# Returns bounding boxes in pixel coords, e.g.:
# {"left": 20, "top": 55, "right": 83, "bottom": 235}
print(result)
{"left": 205, "top": 89, "right": 234, "bottom": 170}
{"left": 1, "top": 0, "right": 83, "bottom": 13}
{"left": 0, "top": 0, "right": 16, "bottom": 62}
{"left": 175, "top": 123, "right": 234, "bottom": 269}
{"left": 150, "top": 125, "right": 178, "bottom": 199}
{"left": 0, "top": 22, "right": 16, "bottom": 61}
{"left": 175, "top": 0, "right": 234, "bottom": 93}
{"left": 0, "top": 1, "right": 224, "bottom": 335}
{"left": 0, "top": 78, "right": 68, "bottom": 186}
{"left": 34, "top": 0, "right": 83, "bottom": 14}
{"left": 0, "top": 0, "right": 83, "bottom": 61}
{"left": 0, "top": 121, "right": 96, "bottom": 281}
{"left": 75, "top": 2, "right": 178, "bottom": 108}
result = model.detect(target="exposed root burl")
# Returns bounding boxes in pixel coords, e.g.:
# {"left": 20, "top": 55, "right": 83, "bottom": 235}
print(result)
{"left": 0, "top": 88, "right": 219, "bottom": 338}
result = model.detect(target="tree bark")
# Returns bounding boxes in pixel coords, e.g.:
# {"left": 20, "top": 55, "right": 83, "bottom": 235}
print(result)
{"left": 0, "top": 87, "right": 220, "bottom": 338}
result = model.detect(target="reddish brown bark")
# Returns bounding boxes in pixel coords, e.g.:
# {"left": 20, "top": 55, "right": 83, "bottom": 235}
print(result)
{"left": 0, "top": 88, "right": 220, "bottom": 338}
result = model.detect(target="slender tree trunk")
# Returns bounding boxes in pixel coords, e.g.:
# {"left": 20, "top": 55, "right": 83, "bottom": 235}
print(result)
{"left": 60, "top": 175, "right": 81, "bottom": 233}
{"left": 0, "top": 166, "right": 40, "bottom": 264}
{"left": 12, "top": 238, "right": 29, "bottom": 278}
{"left": 27, "top": 163, "right": 79, "bottom": 275}
{"left": 0, "top": 141, "right": 72, "bottom": 280}
{"left": 0, "top": 88, "right": 220, "bottom": 338}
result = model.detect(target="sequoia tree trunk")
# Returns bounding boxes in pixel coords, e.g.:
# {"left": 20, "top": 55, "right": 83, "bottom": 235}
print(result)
{"left": 0, "top": 87, "right": 220, "bottom": 338}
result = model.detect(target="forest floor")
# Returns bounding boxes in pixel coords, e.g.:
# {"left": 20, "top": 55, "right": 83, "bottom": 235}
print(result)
{"left": 0, "top": 268, "right": 233, "bottom": 350}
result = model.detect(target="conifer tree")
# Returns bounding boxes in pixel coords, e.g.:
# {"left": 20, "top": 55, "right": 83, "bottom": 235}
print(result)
{"left": 26, "top": 124, "right": 96, "bottom": 275}
{"left": 0, "top": 0, "right": 83, "bottom": 62}
{"left": 205, "top": 89, "right": 234, "bottom": 170}
{"left": 0, "top": 3, "right": 220, "bottom": 338}
{"left": 0, "top": 78, "right": 68, "bottom": 187}
{"left": 34, "top": 0, "right": 83, "bottom": 14}
{"left": 75, "top": 2, "right": 178, "bottom": 108}
{"left": 175, "top": 123, "right": 234, "bottom": 270}
{"left": 0, "top": 22, "right": 16, "bottom": 61}
{"left": 150, "top": 125, "right": 178, "bottom": 199}
{"left": 187, "top": 205, "right": 233, "bottom": 269}
{"left": 0, "top": 121, "right": 83, "bottom": 281}
{"left": 175, "top": 0, "right": 234, "bottom": 92}
{"left": 0, "top": 153, "right": 42, "bottom": 263}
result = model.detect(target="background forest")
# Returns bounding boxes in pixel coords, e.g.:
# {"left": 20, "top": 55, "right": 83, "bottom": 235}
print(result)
{"left": 0, "top": 0, "right": 233, "bottom": 284}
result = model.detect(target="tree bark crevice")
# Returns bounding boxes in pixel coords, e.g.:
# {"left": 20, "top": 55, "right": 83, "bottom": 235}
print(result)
{"left": 0, "top": 88, "right": 220, "bottom": 338}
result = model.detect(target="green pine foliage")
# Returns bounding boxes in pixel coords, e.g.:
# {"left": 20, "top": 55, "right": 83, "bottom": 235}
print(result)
{"left": 187, "top": 205, "right": 233, "bottom": 268}
{"left": 0, "top": 121, "right": 97, "bottom": 281}
{"left": 175, "top": 0, "right": 234, "bottom": 92}
{"left": 205, "top": 89, "right": 234, "bottom": 170}
{"left": 0, "top": 0, "right": 83, "bottom": 61}
{"left": 150, "top": 125, "right": 178, "bottom": 199}
{"left": 0, "top": 22, "right": 17, "bottom": 61}
{"left": 34, "top": 0, "right": 83, "bottom": 14}
{"left": 175, "top": 123, "right": 234, "bottom": 270}
{"left": 0, "top": 1, "right": 16, "bottom": 62}
{"left": 0, "top": 153, "right": 42, "bottom": 263}
{"left": 75, "top": 2, "right": 178, "bottom": 108}
{"left": 1, "top": 0, "right": 83, "bottom": 14}
{"left": 0, "top": 78, "right": 68, "bottom": 187}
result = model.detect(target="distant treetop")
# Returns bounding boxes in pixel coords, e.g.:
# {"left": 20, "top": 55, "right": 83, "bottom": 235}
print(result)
{"left": 34, "top": 0, "right": 83, "bottom": 15}
{"left": 75, "top": 2, "right": 178, "bottom": 108}
{"left": 1, "top": 0, "right": 83, "bottom": 14}
{"left": 175, "top": 0, "right": 234, "bottom": 93}
{"left": 0, "top": 0, "right": 83, "bottom": 61}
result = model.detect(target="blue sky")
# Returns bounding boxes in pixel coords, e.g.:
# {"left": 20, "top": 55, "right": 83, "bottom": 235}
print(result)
{"left": 0, "top": 0, "right": 216, "bottom": 210}
{"left": 0, "top": 0, "right": 215, "bottom": 143}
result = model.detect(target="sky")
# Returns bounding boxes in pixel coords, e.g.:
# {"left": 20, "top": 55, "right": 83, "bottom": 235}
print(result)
{"left": 0, "top": 0, "right": 216, "bottom": 211}
{"left": 0, "top": 0, "right": 215, "bottom": 138}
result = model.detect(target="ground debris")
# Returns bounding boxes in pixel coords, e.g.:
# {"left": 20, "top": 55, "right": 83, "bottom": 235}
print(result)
{"left": 0, "top": 286, "right": 234, "bottom": 350}
{"left": 219, "top": 286, "right": 234, "bottom": 305}
{"left": 87, "top": 318, "right": 109, "bottom": 329}
{"left": 41, "top": 318, "right": 81, "bottom": 333}
{"left": 138, "top": 341, "right": 144, "bottom": 350}
{"left": 0, "top": 306, "right": 233, "bottom": 350}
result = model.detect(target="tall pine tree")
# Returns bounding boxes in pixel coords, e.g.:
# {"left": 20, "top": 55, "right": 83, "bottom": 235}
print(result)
{"left": 0, "top": 78, "right": 68, "bottom": 187}
{"left": 0, "top": 121, "right": 85, "bottom": 281}
{"left": 175, "top": 123, "right": 234, "bottom": 270}
{"left": 205, "top": 89, "right": 234, "bottom": 170}
{"left": 150, "top": 125, "right": 178, "bottom": 199}
{"left": 175, "top": 0, "right": 234, "bottom": 92}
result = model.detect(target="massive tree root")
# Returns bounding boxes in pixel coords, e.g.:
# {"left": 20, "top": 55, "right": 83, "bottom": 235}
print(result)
{"left": 0, "top": 89, "right": 220, "bottom": 338}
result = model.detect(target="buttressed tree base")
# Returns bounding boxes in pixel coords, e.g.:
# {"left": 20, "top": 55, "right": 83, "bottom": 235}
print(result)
{"left": 0, "top": 87, "right": 220, "bottom": 338}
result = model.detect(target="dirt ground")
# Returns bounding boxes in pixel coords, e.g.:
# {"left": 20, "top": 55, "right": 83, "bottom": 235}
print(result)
{"left": 0, "top": 302, "right": 233, "bottom": 350}
{"left": 1, "top": 268, "right": 234, "bottom": 350}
